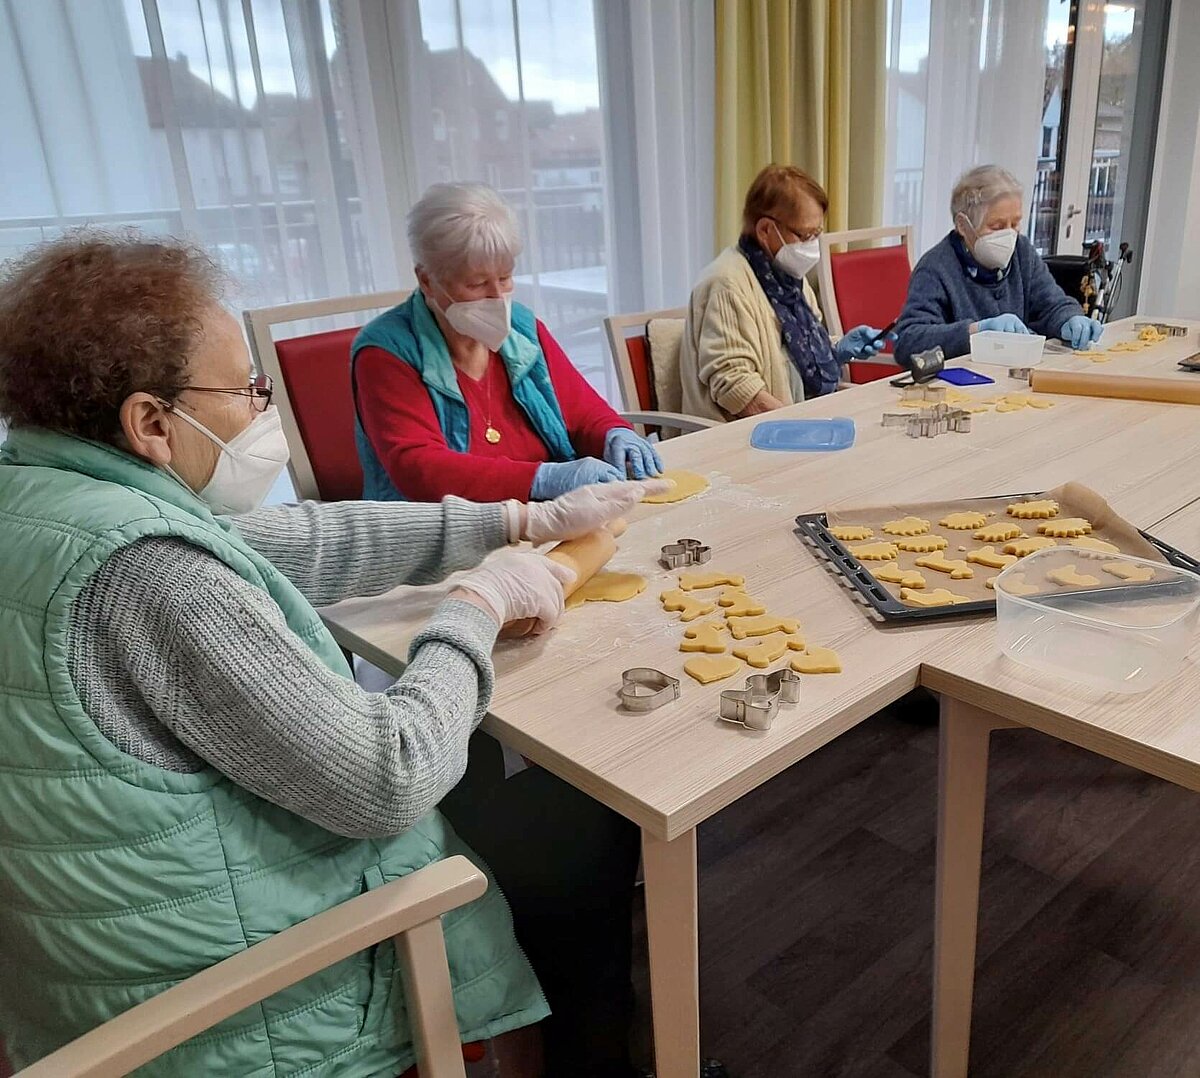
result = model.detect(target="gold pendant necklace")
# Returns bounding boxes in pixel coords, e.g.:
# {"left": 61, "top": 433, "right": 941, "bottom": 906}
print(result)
{"left": 483, "top": 353, "right": 501, "bottom": 444}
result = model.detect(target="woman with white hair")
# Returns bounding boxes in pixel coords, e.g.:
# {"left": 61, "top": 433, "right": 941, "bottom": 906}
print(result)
{"left": 353, "top": 182, "right": 661, "bottom": 502}
{"left": 895, "top": 164, "right": 1102, "bottom": 366}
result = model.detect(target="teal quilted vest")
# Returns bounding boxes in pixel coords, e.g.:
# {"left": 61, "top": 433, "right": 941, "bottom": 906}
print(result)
{"left": 0, "top": 427, "right": 546, "bottom": 1075}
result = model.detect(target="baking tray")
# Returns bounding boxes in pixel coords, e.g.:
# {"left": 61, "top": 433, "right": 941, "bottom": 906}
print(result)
{"left": 795, "top": 497, "right": 1200, "bottom": 623}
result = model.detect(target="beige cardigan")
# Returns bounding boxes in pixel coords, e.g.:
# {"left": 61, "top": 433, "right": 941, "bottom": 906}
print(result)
{"left": 679, "top": 245, "right": 824, "bottom": 423}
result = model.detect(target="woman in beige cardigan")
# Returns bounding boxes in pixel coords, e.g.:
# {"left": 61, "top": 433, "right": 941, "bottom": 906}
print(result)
{"left": 680, "top": 164, "right": 894, "bottom": 422}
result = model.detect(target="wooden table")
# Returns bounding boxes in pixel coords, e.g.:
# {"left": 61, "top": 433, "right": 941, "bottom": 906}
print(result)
{"left": 1036, "top": 315, "right": 1200, "bottom": 379}
{"left": 322, "top": 368, "right": 1200, "bottom": 1077}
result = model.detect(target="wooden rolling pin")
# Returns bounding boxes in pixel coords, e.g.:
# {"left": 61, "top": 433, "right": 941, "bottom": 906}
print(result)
{"left": 1030, "top": 369, "right": 1200, "bottom": 405}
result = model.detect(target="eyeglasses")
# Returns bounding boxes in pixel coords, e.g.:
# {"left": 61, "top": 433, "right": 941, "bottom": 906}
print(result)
{"left": 771, "top": 217, "right": 824, "bottom": 244}
{"left": 182, "top": 373, "right": 274, "bottom": 413}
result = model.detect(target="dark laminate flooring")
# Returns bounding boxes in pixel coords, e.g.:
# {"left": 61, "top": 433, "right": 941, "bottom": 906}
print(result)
{"left": 630, "top": 694, "right": 1200, "bottom": 1077}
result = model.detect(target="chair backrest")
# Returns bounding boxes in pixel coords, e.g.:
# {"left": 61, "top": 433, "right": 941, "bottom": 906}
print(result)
{"left": 817, "top": 225, "right": 915, "bottom": 339}
{"left": 603, "top": 307, "right": 687, "bottom": 413}
{"left": 245, "top": 290, "right": 410, "bottom": 502}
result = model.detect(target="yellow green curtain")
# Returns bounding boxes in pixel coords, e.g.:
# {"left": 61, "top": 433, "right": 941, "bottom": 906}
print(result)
{"left": 714, "top": 0, "right": 887, "bottom": 246}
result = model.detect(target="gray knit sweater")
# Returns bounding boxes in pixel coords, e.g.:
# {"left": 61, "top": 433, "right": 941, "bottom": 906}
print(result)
{"left": 65, "top": 498, "right": 507, "bottom": 839}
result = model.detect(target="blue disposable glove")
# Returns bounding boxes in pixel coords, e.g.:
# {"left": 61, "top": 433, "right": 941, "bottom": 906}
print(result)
{"left": 1060, "top": 314, "right": 1104, "bottom": 350}
{"left": 604, "top": 427, "right": 663, "bottom": 480}
{"left": 530, "top": 457, "right": 623, "bottom": 500}
{"left": 836, "top": 324, "right": 897, "bottom": 361}
{"left": 977, "top": 314, "right": 1031, "bottom": 335}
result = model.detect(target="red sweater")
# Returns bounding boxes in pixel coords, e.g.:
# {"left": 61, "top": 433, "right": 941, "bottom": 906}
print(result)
{"left": 355, "top": 321, "right": 630, "bottom": 502}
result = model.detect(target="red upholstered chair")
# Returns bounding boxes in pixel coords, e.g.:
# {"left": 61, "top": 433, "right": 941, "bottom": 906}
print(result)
{"left": 244, "top": 291, "right": 410, "bottom": 501}
{"left": 817, "top": 226, "right": 915, "bottom": 384}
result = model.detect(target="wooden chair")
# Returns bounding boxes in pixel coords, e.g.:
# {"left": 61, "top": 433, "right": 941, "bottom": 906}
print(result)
{"left": 603, "top": 308, "right": 719, "bottom": 437}
{"left": 14, "top": 856, "right": 487, "bottom": 1078}
{"left": 817, "top": 225, "right": 916, "bottom": 384}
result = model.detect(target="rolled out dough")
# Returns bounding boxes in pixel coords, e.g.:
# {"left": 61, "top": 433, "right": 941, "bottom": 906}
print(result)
{"left": 565, "top": 571, "right": 647, "bottom": 609}
{"left": 642, "top": 469, "right": 710, "bottom": 504}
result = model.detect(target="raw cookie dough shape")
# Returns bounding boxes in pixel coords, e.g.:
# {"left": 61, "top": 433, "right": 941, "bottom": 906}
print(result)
{"left": 873, "top": 564, "right": 928, "bottom": 589}
{"left": 683, "top": 654, "right": 743, "bottom": 684}
{"left": 974, "top": 522, "right": 1025, "bottom": 543}
{"left": 1047, "top": 563, "right": 1102, "bottom": 587}
{"left": 565, "top": 571, "right": 647, "bottom": 609}
{"left": 717, "top": 589, "right": 767, "bottom": 617}
{"left": 939, "top": 511, "right": 988, "bottom": 530}
{"left": 1025, "top": 396, "right": 1056, "bottom": 409}
{"left": 790, "top": 646, "right": 842, "bottom": 674}
{"left": 1102, "top": 561, "right": 1155, "bottom": 582}
{"left": 914, "top": 552, "right": 975, "bottom": 579}
{"left": 848, "top": 541, "right": 899, "bottom": 562}
{"left": 679, "top": 620, "right": 729, "bottom": 653}
{"left": 1037, "top": 517, "right": 1093, "bottom": 538}
{"left": 727, "top": 614, "right": 802, "bottom": 639}
{"left": 900, "top": 587, "right": 972, "bottom": 607}
{"left": 1007, "top": 499, "right": 1060, "bottom": 519}
{"left": 1070, "top": 536, "right": 1121, "bottom": 554}
{"left": 732, "top": 632, "right": 797, "bottom": 669}
{"left": 966, "top": 545, "right": 1018, "bottom": 570}
{"left": 642, "top": 469, "right": 710, "bottom": 504}
{"left": 1004, "top": 536, "right": 1058, "bottom": 557}
{"left": 830, "top": 525, "right": 873, "bottom": 541}
{"left": 679, "top": 570, "right": 746, "bottom": 591}
{"left": 660, "top": 589, "right": 717, "bottom": 622}
{"left": 991, "top": 572, "right": 1040, "bottom": 596}
{"left": 895, "top": 534, "right": 949, "bottom": 554}
{"left": 881, "top": 516, "right": 932, "bottom": 537}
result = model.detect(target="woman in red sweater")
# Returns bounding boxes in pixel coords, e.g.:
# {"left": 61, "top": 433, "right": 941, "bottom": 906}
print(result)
{"left": 352, "top": 182, "right": 661, "bottom": 503}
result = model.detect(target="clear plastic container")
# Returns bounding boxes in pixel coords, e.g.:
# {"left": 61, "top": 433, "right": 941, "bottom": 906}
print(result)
{"left": 749, "top": 418, "right": 855, "bottom": 452}
{"left": 969, "top": 330, "right": 1047, "bottom": 367}
{"left": 993, "top": 547, "right": 1200, "bottom": 694}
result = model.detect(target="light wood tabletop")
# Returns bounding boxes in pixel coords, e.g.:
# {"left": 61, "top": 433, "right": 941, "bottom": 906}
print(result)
{"left": 1035, "top": 314, "right": 1200, "bottom": 380}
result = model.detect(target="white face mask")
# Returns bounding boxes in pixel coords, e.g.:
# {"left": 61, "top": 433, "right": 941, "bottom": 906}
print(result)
{"left": 771, "top": 224, "right": 821, "bottom": 280}
{"left": 166, "top": 405, "right": 290, "bottom": 515}
{"left": 437, "top": 292, "right": 513, "bottom": 351}
{"left": 960, "top": 215, "right": 1018, "bottom": 270}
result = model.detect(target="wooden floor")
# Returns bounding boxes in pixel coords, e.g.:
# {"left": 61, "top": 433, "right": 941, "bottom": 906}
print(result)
{"left": 631, "top": 693, "right": 1200, "bottom": 1077}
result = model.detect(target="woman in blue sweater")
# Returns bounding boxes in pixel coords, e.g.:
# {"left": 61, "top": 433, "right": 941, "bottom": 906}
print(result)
{"left": 895, "top": 164, "right": 1103, "bottom": 367}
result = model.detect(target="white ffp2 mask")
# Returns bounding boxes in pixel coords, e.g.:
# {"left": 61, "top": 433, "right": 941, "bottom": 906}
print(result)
{"left": 959, "top": 215, "right": 1018, "bottom": 271}
{"left": 440, "top": 294, "right": 513, "bottom": 351}
{"left": 771, "top": 224, "right": 821, "bottom": 280}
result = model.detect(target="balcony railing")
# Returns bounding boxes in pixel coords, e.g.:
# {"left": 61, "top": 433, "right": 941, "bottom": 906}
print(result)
{"left": 1029, "top": 152, "right": 1120, "bottom": 254}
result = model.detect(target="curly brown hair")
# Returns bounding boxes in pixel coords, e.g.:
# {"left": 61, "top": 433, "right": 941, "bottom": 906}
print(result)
{"left": 0, "top": 231, "right": 224, "bottom": 443}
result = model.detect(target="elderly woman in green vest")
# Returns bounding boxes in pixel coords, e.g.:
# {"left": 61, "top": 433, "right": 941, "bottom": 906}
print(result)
{"left": 0, "top": 233, "right": 659, "bottom": 1077}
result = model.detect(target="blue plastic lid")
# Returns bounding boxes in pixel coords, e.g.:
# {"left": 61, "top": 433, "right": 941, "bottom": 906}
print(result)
{"left": 749, "top": 417, "right": 856, "bottom": 452}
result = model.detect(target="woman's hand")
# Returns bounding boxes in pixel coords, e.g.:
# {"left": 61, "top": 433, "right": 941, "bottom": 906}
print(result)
{"left": 453, "top": 549, "right": 576, "bottom": 634}
{"left": 522, "top": 479, "right": 671, "bottom": 544}
{"left": 530, "top": 458, "right": 622, "bottom": 500}
{"left": 1060, "top": 315, "right": 1104, "bottom": 350}
{"left": 835, "top": 324, "right": 897, "bottom": 361}
{"left": 603, "top": 427, "right": 663, "bottom": 480}
{"left": 973, "top": 314, "right": 1031, "bottom": 335}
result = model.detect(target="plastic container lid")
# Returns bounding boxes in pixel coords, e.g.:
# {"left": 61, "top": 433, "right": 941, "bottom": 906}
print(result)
{"left": 749, "top": 418, "right": 856, "bottom": 452}
{"left": 969, "top": 330, "right": 1046, "bottom": 367}
{"left": 993, "top": 547, "right": 1200, "bottom": 694}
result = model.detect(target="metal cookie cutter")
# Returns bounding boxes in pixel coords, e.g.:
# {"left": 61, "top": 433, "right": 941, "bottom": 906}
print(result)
{"left": 659, "top": 538, "right": 712, "bottom": 570}
{"left": 619, "top": 668, "right": 680, "bottom": 712}
{"left": 1135, "top": 321, "right": 1188, "bottom": 337}
{"left": 718, "top": 668, "right": 802, "bottom": 731}
{"left": 1008, "top": 366, "right": 1033, "bottom": 383}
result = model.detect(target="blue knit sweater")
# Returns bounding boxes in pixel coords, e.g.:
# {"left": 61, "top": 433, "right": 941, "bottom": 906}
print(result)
{"left": 895, "top": 231, "right": 1083, "bottom": 367}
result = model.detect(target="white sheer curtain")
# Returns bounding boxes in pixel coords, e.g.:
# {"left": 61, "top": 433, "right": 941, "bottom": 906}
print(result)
{"left": 883, "top": 0, "right": 1048, "bottom": 254}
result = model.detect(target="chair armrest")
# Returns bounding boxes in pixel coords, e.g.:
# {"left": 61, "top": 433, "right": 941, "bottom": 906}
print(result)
{"left": 18, "top": 856, "right": 486, "bottom": 1078}
{"left": 618, "top": 410, "right": 721, "bottom": 433}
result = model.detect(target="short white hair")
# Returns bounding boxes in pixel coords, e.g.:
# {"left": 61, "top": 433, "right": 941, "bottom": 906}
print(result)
{"left": 950, "top": 165, "right": 1023, "bottom": 229}
{"left": 407, "top": 182, "right": 522, "bottom": 281}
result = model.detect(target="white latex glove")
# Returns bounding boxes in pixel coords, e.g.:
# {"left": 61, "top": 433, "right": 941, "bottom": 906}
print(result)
{"left": 455, "top": 548, "right": 576, "bottom": 634}
{"left": 521, "top": 478, "right": 671, "bottom": 545}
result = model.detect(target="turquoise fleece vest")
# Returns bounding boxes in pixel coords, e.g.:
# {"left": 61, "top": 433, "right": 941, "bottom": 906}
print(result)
{"left": 0, "top": 427, "right": 547, "bottom": 1075}
{"left": 350, "top": 293, "right": 575, "bottom": 500}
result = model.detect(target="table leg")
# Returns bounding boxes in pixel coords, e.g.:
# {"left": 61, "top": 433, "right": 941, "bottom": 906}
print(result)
{"left": 642, "top": 827, "right": 700, "bottom": 1078}
{"left": 932, "top": 696, "right": 1018, "bottom": 1078}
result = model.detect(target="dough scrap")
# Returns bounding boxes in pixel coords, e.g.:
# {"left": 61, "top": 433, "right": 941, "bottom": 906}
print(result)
{"left": 660, "top": 588, "right": 717, "bottom": 622}
{"left": 683, "top": 654, "right": 742, "bottom": 684}
{"left": 1025, "top": 396, "right": 1056, "bottom": 409}
{"left": 881, "top": 516, "right": 932, "bottom": 537}
{"left": 1007, "top": 499, "right": 1060, "bottom": 519}
{"left": 900, "top": 587, "right": 972, "bottom": 607}
{"left": 679, "top": 570, "right": 746, "bottom": 591}
{"left": 1037, "top": 517, "right": 1093, "bottom": 538}
{"left": 1102, "top": 561, "right": 1155, "bottom": 582}
{"left": 1075, "top": 349, "right": 1112, "bottom": 362}
{"left": 991, "top": 572, "right": 1040, "bottom": 596}
{"left": 679, "top": 620, "right": 729, "bottom": 654}
{"left": 1069, "top": 536, "right": 1121, "bottom": 554}
{"left": 974, "top": 522, "right": 1025, "bottom": 543}
{"left": 717, "top": 589, "right": 767, "bottom": 617}
{"left": 642, "top": 469, "right": 709, "bottom": 504}
{"left": 1047, "top": 563, "right": 1102, "bottom": 587}
{"left": 830, "top": 525, "right": 873, "bottom": 541}
{"left": 727, "top": 614, "right": 802, "bottom": 639}
{"left": 914, "top": 552, "right": 975, "bottom": 579}
{"left": 790, "top": 646, "right": 842, "bottom": 674}
{"left": 849, "top": 541, "right": 899, "bottom": 561}
{"left": 1004, "top": 536, "right": 1058, "bottom": 557}
{"left": 565, "top": 571, "right": 647, "bottom": 609}
{"left": 966, "top": 545, "right": 1018, "bottom": 570}
{"left": 732, "top": 632, "right": 796, "bottom": 669}
{"left": 873, "top": 564, "right": 927, "bottom": 589}
{"left": 894, "top": 534, "right": 949, "bottom": 553}
{"left": 939, "top": 511, "right": 988, "bottom": 530}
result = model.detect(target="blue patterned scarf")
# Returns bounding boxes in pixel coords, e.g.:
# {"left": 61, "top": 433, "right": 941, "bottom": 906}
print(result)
{"left": 738, "top": 234, "right": 840, "bottom": 398}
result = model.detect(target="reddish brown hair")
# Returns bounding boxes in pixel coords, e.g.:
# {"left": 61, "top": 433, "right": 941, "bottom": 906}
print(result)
{"left": 0, "top": 231, "right": 223, "bottom": 443}
{"left": 741, "top": 164, "right": 829, "bottom": 234}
